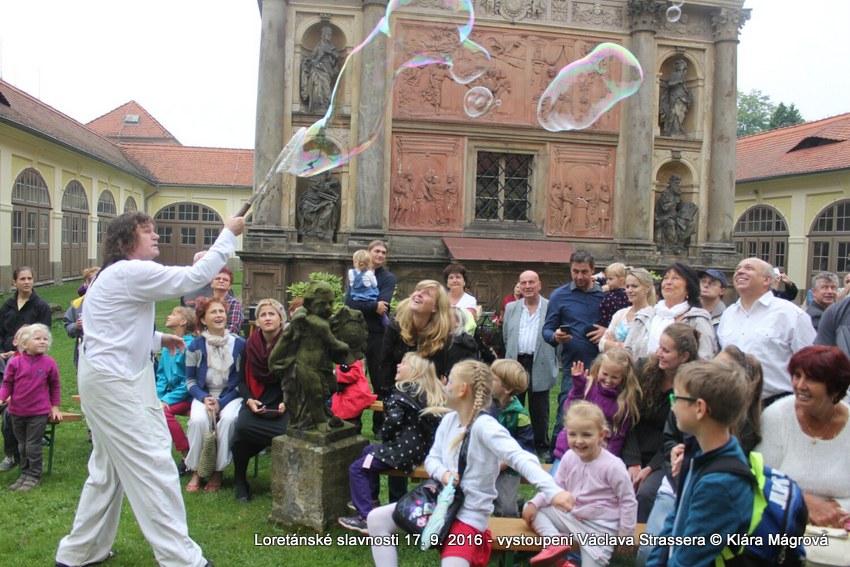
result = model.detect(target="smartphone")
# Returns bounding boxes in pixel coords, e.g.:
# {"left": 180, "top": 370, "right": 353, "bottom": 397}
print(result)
{"left": 559, "top": 325, "right": 572, "bottom": 335}
{"left": 262, "top": 408, "right": 283, "bottom": 416}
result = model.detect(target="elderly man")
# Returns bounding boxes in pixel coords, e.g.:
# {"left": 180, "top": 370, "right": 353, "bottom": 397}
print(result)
{"left": 344, "top": 240, "right": 396, "bottom": 437}
{"left": 698, "top": 268, "right": 727, "bottom": 329}
{"left": 807, "top": 272, "right": 838, "bottom": 331}
{"left": 503, "top": 270, "right": 558, "bottom": 460}
{"left": 542, "top": 250, "right": 604, "bottom": 449}
{"left": 717, "top": 257, "right": 815, "bottom": 407}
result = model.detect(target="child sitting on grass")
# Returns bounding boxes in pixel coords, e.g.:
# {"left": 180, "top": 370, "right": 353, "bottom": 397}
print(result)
{"left": 489, "top": 358, "right": 535, "bottom": 517}
{"left": 0, "top": 323, "right": 61, "bottom": 492}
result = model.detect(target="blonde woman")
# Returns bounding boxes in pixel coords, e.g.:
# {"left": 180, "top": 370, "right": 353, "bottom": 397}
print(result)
{"left": 601, "top": 267, "right": 656, "bottom": 352}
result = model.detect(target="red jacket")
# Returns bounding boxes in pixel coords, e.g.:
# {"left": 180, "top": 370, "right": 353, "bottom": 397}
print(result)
{"left": 330, "top": 360, "right": 377, "bottom": 420}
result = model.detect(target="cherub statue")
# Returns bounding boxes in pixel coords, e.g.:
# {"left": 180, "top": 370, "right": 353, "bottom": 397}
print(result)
{"left": 268, "top": 281, "right": 358, "bottom": 432}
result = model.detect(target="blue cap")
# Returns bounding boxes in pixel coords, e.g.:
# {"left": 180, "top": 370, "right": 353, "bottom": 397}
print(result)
{"left": 699, "top": 268, "right": 727, "bottom": 288}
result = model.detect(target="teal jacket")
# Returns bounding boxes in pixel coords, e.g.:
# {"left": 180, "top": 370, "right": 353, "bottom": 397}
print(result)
{"left": 156, "top": 334, "right": 194, "bottom": 406}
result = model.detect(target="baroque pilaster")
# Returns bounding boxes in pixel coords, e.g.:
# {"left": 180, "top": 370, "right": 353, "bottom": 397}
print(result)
{"left": 252, "top": 0, "right": 289, "bottom": 227}
{"left": 353, "top": 0, "right": 389, "bottom": 230}
{"left": 618, "top": 0, "right": 662, "bottom": 250}
{"left": 706, "top": 7, "right": 750, "bottom": 245}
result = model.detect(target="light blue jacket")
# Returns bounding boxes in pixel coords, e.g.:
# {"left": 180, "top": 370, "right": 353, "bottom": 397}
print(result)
{"left": 155, "top": 334, "right": 194, "bottom": 406}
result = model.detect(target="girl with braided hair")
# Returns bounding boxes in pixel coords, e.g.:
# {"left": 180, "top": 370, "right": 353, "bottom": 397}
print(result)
{"left": 368, "top": 360, "right": 574, "bottom": 566}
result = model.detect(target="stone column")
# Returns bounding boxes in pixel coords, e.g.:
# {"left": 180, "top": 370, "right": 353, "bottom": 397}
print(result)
{"left": 252, "top": 0, "right": 288, "bottom": 227}
{"left": 353, "top": 0, "right": 389, "bottom": 230}
{"left": 618, "top": 0, "right": 661, "bottom": 256}
{"left": 706, "top": 8, "right": 750, "bottom": 246}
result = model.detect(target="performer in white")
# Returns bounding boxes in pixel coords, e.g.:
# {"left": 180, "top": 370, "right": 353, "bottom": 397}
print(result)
{"left": 56, "top": 211, "right": 243, "bottom": 567}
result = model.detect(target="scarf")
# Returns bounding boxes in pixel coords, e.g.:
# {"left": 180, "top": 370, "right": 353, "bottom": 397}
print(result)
{"left": 202, "top": 330, "right": 234, "bottom": 392}
{"left": 245, "top": 329, "right": 282, "bottom": 399}
{"left": 646, "top": 299, "right": 691, "bottom": 354}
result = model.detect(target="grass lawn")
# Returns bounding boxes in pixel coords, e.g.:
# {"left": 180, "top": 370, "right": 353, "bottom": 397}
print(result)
{"left": 0, "top": 278, "right": 636, "bottom": 566}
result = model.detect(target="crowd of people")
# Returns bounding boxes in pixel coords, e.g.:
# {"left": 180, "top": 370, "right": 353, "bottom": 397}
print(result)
{"left": 1, "top": 218, "right": 849, "bottom": 566}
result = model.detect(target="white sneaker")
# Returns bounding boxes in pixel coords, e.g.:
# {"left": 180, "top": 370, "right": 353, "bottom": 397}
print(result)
{"left": 0, "top": 456, "right": 18, "bottom": 471}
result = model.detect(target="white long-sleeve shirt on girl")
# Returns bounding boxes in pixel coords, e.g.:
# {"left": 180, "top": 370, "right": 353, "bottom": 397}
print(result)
{"left": 425, "top": 411, "right": 562, "bottom": 532}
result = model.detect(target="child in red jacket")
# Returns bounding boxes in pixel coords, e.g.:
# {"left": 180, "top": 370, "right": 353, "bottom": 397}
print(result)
{"left": 331, "top": 360, "right": 377, "bottom": 434}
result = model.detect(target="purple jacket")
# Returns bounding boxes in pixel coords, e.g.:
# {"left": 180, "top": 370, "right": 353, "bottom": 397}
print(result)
{"left": 0, "top": 352, "right": 61, "bottom": 416}
{"left": 553, "top": 371, "right": 631, "bottom": 459}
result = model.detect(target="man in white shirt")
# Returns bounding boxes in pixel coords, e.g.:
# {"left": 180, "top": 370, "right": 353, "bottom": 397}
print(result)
{"left": 503, "top": 270, "right": 558, "bottom": 460}
{"left": 717, "top": 257, "right": 815, "bottom": 407}
{"left": 56, "top": 212, "right": 242, "bottom": 567}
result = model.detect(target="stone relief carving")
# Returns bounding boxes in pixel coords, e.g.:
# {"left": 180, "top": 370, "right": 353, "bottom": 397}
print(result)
{"left": 627, "top": 0, "right": 662, "bottom": 31}
{"left": 660, "top": 12, "right": 709, "bottom": 38}
{"left": 711, "top": 8, "right": 751, "bottom": 41}
{"left": 296, "top": 172, "right": 341, "bottom": 241}
{"left": 479, "top": 0, "right": 545, "bottom": 22}
{"left": 654, "top": 174, "right": 698, "bottom": 254}
{"left": 549, "top": 180, "right": 614, "bottom": 236}
{"left": 573, "top": 3, "right": 625, "bottom": 27}
{"left": 300, "top": 26, "right": 342, "bottom": 114}
{"left": 551, "top": 0, "right": 569, "bottom": 22}
{"left": 659, "top": 58, "right": 692, "bottom": 136}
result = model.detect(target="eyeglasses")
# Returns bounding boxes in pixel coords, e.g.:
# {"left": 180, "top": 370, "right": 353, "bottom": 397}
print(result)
{"left": 669, "top": 393, "right": 699, "bottom": 406}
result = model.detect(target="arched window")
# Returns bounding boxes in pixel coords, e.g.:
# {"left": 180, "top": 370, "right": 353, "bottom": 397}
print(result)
{"left": 124, "top": 196, "right": 138, "bottom": 212}
{"left": 809, "top": 200, "right": 850, "bottom": 280}
{"left": 733, "top": 205, "right": 789, "bottom": 270}
{"left": 154, "top": 202, "right": 223, "bottom": 266}
{"left": 11, "top": 168, "right": 51, "bottom": 281}
{"left": 97, "top": 190, "right": 117, "bottom": 245}
{"left": 61, "top": 181, "right": 90, "bottom": 278}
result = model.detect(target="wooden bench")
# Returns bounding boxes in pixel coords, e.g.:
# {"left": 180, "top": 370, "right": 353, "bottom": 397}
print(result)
{"left": 45, "top": 411, "right": 83, "bottom": 476}
{"left": 368, "top": 400, "right": 384, "bottom": 412}
{"left": 488, "top": 517, "right": 645, "bottom": 566}
{"left": 71, "top": 394, "right": 81, "bottom": 404}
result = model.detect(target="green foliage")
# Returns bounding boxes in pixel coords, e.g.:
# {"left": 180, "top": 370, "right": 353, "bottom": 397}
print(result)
{"left": 737, "top": 89, "right": 775, "bottom": 137}
{"left": 769, "top": 102, "right": 805, "bottom": 130}
{"left": 286, "top": 272, "right": 345, "bottom": 313}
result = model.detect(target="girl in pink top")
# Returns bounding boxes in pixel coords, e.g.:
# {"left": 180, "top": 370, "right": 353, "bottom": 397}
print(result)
{"left": 0, "top": 323, "right": 61, "bottom": 492}
{"left": 523, "top": 401, "right": 637, "bottom": 567}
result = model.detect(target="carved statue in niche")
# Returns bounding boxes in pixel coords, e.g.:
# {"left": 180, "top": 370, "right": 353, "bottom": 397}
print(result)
{"left": 392, "top": 172, "right": 414, "bottom": 225}
{"left": 659, "top": 59, "right": 693, "bottom": 136}
{"left": 654, "top": 174, "right": 699, "bottom": 254}
{"left": 296, "top": 172, "right": 341, "bottom": 241}
{"left": 300, "top": 26, "right": 342, "bottom": 115}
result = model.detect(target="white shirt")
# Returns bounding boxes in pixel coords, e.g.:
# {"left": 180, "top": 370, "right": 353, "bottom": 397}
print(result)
{"left": 83, "top": 229, "right": 237, "bottom": 377}
{"left": 453, "top": 292, "right": 478, "bottom": 310}
{"left": 717, "top": 290, "right": 816, "bottom": 398}
{"left": 517, "top": 299, "right": 540, "bottom": 355}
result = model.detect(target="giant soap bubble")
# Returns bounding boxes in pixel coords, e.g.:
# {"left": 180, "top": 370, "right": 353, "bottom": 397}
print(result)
{"left": 537, "top": 42, "right": 643, "bottom": 133}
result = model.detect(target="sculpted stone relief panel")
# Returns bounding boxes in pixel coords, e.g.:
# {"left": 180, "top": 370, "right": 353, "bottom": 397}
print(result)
{"left": 390, "top": 134, "right": 465, "bottom": 232}
{"left": 393, "top": 21, "right": 621, "bottom": 132}
{"left": 547, "top": 145, "right": 616, "bottom": 238}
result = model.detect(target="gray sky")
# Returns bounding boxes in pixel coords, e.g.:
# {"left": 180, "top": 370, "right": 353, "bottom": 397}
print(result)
{"left": 0, "top": 0, "right": 846, "bottom": 150}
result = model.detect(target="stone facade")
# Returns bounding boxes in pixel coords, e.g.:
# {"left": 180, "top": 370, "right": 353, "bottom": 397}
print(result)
{"left": 242, "top": 0, "right": 750, "bottom": 311}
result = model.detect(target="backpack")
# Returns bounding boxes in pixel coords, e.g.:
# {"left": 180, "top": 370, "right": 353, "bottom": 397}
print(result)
{"left": 696, "top": 451, "right": 808, "bottom": 567}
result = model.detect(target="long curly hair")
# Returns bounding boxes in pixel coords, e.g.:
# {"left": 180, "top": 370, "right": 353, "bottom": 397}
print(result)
{"left": 393, "top": 280, "right": 452, "bottom": 358}
{"left": 101, "top": 212, "right": 155, "bottom": 270}
{"left": 586, "top": 348, "right": 641, "bottom": 433}
{"left": 640, "top": 322, "right": 700, "bottom": 409}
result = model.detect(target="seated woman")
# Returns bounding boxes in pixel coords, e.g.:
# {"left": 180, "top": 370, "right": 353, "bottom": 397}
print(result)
{"left": 210, "top": 267, "right": 244, "bottom": 335}
{"left": 185, "top": 297, "right": 245, "bottom": 493}
{"left": 231, "top": 298, "right": 289, "bottom": 502}
{"left": 600, "top": 267, "right": 656, "bottom": 352}
{"left": 756, "top": 345, "right": 850, "bottom": 536}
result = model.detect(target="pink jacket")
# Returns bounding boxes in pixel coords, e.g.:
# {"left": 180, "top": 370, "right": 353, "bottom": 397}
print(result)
{"left": 330, "top": 360, "right": 377, "bottom": 420}
{"left": 0, "top": 352, "right": 61, "bottom": 416}
{"left": 529, "top": 447, "right": 637, "bottom": 536}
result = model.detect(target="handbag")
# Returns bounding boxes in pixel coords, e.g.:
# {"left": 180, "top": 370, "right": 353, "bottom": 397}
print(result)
{"left": 196, "top": 406, "right": 218, "bottom": 479}
{"left": 392, "top": 419, "right": 474, "bottom": 547}
{"left": 803, "top": 525, "right": 850, "bottom": 567}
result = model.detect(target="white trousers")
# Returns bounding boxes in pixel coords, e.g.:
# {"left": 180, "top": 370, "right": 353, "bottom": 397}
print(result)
{"left": 533, "top": 506, "right": 619, "bottom": 567}
{"left": 185, "top": 397, "right": 242, "bottom": 472}
{"left": 56, "top": 354, "right": 206, "bottom": 567}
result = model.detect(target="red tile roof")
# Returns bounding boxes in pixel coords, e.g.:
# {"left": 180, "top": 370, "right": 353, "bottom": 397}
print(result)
{"left": 0, "top": 79, "right": 152, "bottom": 181}
{"left": 86, "top": 101, "right": 181, "bottom": 145}
{"left": 120, "top": 144, "right": 253, "bottom": 187}
{"left": 737, "top": 113, "right": 850, "bottom": 183}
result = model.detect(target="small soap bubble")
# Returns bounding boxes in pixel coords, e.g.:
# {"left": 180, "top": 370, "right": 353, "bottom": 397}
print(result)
{"left": 671, "top": 1, "right": 684, "bottom": 7}
{"left": 666, "top": 5, "right": 682, "bottom": 22}
{"left": 536, "top": 42, "right": 643, "bottom": 132}
{"left": 464, "top": 86, "right": 495, "bottom": 118}
{"left": 275, "top": 0, "right": 490, "bottom": 177}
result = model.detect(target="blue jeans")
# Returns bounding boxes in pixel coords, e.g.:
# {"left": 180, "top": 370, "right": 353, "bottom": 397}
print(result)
{"left": 549, "top": 369, "right": 574, "bottom": 452}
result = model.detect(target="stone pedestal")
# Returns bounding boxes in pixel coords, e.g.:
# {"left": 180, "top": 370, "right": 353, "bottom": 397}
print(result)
{"left": 270, "top": 424, "right": 368, "bottom": 531}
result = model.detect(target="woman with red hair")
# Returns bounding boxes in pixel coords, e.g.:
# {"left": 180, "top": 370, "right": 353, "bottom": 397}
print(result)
{"left": 756, "top": 345, "right": 850, "bottom": 532}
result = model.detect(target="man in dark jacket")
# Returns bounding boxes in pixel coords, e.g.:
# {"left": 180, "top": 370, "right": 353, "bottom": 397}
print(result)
{"left": 344, "top": 240, "right": 397, "bottom": 436}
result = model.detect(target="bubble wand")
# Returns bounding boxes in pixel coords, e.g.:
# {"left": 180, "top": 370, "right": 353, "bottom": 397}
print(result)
{"left": 235, "top": 127, "right": 306, "bottom": 217}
